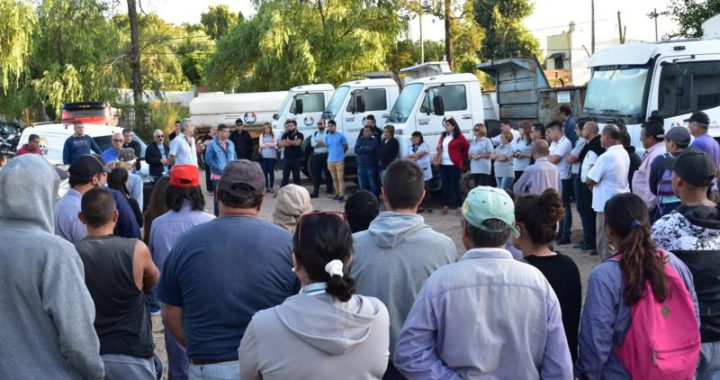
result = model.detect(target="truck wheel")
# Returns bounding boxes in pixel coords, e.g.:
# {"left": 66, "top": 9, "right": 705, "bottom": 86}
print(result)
{"left": 460, "top": 171, "right": 474, "bottom": 196}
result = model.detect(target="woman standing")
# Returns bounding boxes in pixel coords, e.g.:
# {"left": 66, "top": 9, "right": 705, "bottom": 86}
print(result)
{"left": 377, "top": 125, "right": 399, "bottom": 180}
{"left": 258, "top": 122, "right": 278, "bottom": 193}
{"left": 491, "top": 130, "right": 514, "bottom": 190}
{"left": 405, "top": 131, "right": 433, "bottom": 213}
{"left": 530, "top": 123, "right": 546, "bottom": 142}
{"left": 512, "top": 122, "right": 533, "bottom": 182}
{"left": 576, "top": 193, "right": 699, "bottom": 379}
{"left": 239, "top": 213, "right": 390, "bottom": 380}
{"left": 107, "top": 167, "right": 143, "bottom": 228}
{"left": 468, "top": 123, "right": 494, "bottom": 187}
{"left": 436, "top": 117, "right": 469, "bottom": 214}
{"left": 513, "top": 189, "right": 582, "bottom": 362}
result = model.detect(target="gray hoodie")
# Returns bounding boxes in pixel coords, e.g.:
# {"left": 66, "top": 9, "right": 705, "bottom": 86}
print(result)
{"left": 350, "top": 211, "right": 457, "bottom": 352}
{"left": 0, "top": 155, "right": 104, "bottom": 379}
{"left": 239, "top": 293, "right": 389, "bottom": 379}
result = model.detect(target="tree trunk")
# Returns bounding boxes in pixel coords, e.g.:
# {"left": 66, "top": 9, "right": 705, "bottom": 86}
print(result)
{"left": 444, "top": 0, "right": 453, "bottom": 70}
{"left": 128, "top": 0, "right": 143, "bottom": 130}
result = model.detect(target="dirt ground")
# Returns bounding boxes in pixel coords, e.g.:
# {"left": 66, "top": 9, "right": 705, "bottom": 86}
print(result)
{"left": 151, "top": 172, "right": 601, "bottom": 377}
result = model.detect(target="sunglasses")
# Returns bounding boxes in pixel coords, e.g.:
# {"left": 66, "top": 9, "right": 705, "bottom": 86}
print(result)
{"left": 296, "top": 211, "right": 347, "bottom": 248}
{"left": 473, "top": 128, "right": 480, "bottom": 132}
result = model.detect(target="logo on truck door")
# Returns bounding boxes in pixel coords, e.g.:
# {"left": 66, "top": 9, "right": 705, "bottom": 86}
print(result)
{"left": 244, "top": 112, "right": 257, "bottom": 124}
{"left": 304, "top": 116, "right": 315, "bottom": 126}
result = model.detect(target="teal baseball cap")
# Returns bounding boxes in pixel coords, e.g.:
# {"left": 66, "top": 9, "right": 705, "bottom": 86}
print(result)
{"left": 462, "top": 186, "right": 517, "bottom": 235}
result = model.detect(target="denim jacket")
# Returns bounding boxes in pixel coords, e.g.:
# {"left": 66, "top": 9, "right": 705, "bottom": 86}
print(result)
{"left": 205, "top": 138, "right": 237, "bottom": 176}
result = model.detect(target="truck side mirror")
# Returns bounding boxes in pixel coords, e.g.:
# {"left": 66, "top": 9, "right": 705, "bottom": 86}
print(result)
{"left": 356, "top": 96, "right": 366, "bottom": 114}
{"left": 294, "top": 99, "right": 304, "bottom": 114}
{"left": 273, "top": 113, "right": 279, "bottom": 120}
{"left": 677, "top": 73, "right": 693, "bottom": 112}
{"left": 433, "top": 96, "right": 445, "bottom": 116}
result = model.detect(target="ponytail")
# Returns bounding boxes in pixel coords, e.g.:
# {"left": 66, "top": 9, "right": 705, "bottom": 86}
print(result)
{"left": 326, "top": 274, "right": 356, "bottom": 302}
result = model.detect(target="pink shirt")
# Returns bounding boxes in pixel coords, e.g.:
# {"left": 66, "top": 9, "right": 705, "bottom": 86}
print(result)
{"left": 631, "top": 141, "right": 666, "bottom": 210}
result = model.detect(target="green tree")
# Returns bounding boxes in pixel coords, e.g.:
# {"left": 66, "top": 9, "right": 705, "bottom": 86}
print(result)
{"left": 201, "top": 5, "right": 241, "bottom": 41}
{"left": 662, "top": 0, "right": 720, "bottom": 38}
{"left": 473, "top": 0, "right": 540, "bottom": 61}
{"left": 0, "top": 0, "right": 35, "bottom": 94}
{"left": 204, "top": 0, "right": 407, "bottom": 91}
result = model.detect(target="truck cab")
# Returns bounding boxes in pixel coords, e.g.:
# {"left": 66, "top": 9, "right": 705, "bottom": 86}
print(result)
{"left": 584, "top": 14, "right": 720, "bottom": 152}
{"left": 274, "top": 84, "right": 335, "bottom": 135}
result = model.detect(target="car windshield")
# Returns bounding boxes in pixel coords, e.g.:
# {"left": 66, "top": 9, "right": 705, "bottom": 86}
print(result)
{"left": 584, "top": 65, "right": 650, "bottom": 119}
{"left": 389, "top": 83, "right": 424, "bottom": 123}
{"left": 324, "top": 86, "right": 350, "bottom": 120}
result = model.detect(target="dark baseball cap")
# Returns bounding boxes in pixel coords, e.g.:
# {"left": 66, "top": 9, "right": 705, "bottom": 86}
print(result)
{"left": 218, "top": 160, "right": 265, "bottom": 197}
{"left": 684, "top": 111, "right": 710, "bottom": 125}
{"left": 642, "top": 119, "right": 665, "bottom": 139}
{"left": 69, "top": 155, "right": 111, "bottom": 182}
{"left": 663, "top": 127, "right": 691, "bottom": 146}
{"left": 673, "top": 148, "right": 715, "bottom": 187}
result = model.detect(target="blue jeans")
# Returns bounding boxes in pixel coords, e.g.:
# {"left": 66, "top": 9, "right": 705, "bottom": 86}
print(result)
{"left": 358, "top": 165, "right": 379, "bottom": 196}
{"left": 260, "top": 158, "right": 276, "bottom": 189}
{"left": 211, "top": 179, "right": 220, "bottom": 217}
{"left": 698, "top": 341, "right": 720, "bottom": 379}
{"left": 441, "top": 165, "right": 461, "bottom": 208}
{"left": 495, "top": 176, "right": 513, "bottom": 191}
{"left": 559, "top": 178, "right": 574, "bottom": 240}
{"left": 189, "top": 361, "right": 239, "bottom": 380}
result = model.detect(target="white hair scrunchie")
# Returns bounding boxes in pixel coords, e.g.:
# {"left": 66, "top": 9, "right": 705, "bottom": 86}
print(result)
{"left": 324, "top": 259, "right": 344, "bottom": 278}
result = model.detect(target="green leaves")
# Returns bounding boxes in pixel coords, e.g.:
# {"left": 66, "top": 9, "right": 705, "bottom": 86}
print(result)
{"left": 473, "top": 0, "right": 540, "bottom": 62}
{"left": 662, "top": 0, "right": 720, "bottom": 38}
{"left": 0, "top": 0, "right": 35, "bottom": 94}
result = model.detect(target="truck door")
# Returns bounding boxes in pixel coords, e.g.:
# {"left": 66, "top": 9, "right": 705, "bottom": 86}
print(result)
{"left": 291, "top": 92, "right": 327, "bottom": 135}
{"left": 342, "top": 87, "right": 390, "bottom": 150}
{"left": 416, "top": 83, "right": 472, "bottom": 152}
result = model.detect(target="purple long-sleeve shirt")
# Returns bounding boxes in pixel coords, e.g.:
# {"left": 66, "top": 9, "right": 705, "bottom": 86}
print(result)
{"left": 513, "top": 157, "right": 562, "bottom": 195}
{"left": 394, "top": 248, "right": 573, "bottom": 380}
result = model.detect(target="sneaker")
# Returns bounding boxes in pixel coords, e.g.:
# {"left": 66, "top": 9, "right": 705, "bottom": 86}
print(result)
{"left": 336, "top": 195, "right": 346, "bottom": 202}
{"left": 268, "top": 188, "right": 275, "bottom": 194}
{"left": 557, "top": 237, "right": 571, "bottom": 245}
{"left": 149, "top": 306, "right": 161, "bottom": 316}
{"left": 328, "top": 193, "right": 337, "bottom": 199}
{"left": 310, "top": 192, "right": 319, "bottom": 199}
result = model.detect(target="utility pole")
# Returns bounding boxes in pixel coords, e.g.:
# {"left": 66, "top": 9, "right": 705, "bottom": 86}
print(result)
{"left": 591, "top": 0, "right": 595, "bottom": 53}
{"left": 444, "top": 0, "right": 454, "bottom": 70}
{"left": 649, "top": 8, "right": 659, "bottom": 41}
{"left": 617, "top": 11, "right": 626, "bottom": 44}
{"left": 419, "top": 5, "right": 425, "bottom": 63}
{"left": 128, "top": 0, "right": 143, "bottom": 131}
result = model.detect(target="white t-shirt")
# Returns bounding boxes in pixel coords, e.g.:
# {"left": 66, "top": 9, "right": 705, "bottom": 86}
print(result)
{"left": 441, "top": 135, "right": 453, "bottom": 165}
{"left": 549, "top": 136, "right": 572, "bottom": 180}
{"left": 580, "top": 150, "right": 598, "bottom": 183}
{"left": 169, "top": 135, "right": 198, "bottom": 166}
{"left": 588, "top": 144, "right": 630, "bottom": 212}
{"left": 406, "top": 143, "right": 433, "bottom": 181}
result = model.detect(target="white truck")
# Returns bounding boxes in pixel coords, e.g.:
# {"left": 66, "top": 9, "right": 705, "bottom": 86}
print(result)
{"left": 584, "top": 14, "right": 720, "bottom": 152}
{"left": 189, "top": 91, "right": 288, "bottom": 139}
{"left": 272, "top": 83, "right": 335, "bottom": 135}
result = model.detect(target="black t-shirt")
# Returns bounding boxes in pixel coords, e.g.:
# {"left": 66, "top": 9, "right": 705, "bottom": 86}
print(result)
{"left": 524, "top": 253, "right": 582, "bottom": 362}
{"left": 281, "top": 131, "right": 304, "bottom": 159}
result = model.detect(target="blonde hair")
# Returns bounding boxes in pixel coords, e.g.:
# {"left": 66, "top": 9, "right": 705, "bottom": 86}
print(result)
{"left": 501, "top": 130, "right": 513, "bottom": 143}
{"left": 474, "top": 123, "right": 487, "bottom": 138}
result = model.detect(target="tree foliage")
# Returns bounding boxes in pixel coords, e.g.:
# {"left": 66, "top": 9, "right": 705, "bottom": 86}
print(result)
{"left": 0, "top": 0, "right": 35, "bottom": 93}
{"left": 204, "top": 0, "right": 407, "bottom": 91}
{"left": 201, "top": 4, "right": 241, "bottom": 41}
{"left": 662, "top": 0, "right": 720, "bottom": 38}
{"left": 473, "top": 0, "right": 540, "bottom": 61}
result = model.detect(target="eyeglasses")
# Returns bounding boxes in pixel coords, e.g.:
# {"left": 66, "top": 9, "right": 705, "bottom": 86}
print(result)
{"left": 473, "top": 128, "right": 480, "bottom": 132}
{"left": 113, "top": 139, "right": 124, "bottom": 142}
{"left": 296, "top": 211, "right": 347, "bottom": 248}
{"left": 156, "top": 135, "right": 164, "bottom": 138}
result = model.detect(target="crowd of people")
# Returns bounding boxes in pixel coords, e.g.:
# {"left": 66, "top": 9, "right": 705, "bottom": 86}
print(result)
{"left": 1, "top": 106, "right": 720, "bottom": 380}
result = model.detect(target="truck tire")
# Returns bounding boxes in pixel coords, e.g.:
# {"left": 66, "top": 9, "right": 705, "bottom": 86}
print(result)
{"left": 460, "top": 171, "right": 474, "bottom": 196}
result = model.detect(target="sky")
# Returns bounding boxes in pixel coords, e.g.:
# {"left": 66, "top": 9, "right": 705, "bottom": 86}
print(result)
{"left": 142, "top": 0, "right": 680, "bottom": 52}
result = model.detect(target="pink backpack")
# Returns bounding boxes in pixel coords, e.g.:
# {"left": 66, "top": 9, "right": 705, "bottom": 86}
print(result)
{"left": 610, "top": 252, "right": 700, "bottom": 379}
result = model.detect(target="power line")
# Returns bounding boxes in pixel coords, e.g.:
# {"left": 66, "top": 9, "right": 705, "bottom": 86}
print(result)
{"left": 528, "top": 17, "right": 613, "bottom": 32}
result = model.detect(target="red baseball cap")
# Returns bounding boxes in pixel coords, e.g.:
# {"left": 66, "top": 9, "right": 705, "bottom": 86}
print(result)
{"left": 169, "top": 165, "right": 200, "bottom": 188}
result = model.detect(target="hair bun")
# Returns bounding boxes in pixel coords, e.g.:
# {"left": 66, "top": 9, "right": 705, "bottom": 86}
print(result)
{"left": 539, "top": 189, "right": 564, "bottom": 222}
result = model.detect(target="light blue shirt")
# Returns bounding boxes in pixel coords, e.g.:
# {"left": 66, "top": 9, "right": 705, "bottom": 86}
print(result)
{"left": 310, "top": 130, "right": 329, "bottom": 154}
{"left": 101, "top": 148, "right": 119, "bottom": 164}
{"left": 55, "top": 188, "right": 87, "bottom": 243}
{"left": 394, "top": 247, "right": 573, "bottom": 380}
{"left": 325, "top": 132, "right": 348, "bottom": 163}
{"left": 149, "top": 202, "right": 215, "bottom": 271}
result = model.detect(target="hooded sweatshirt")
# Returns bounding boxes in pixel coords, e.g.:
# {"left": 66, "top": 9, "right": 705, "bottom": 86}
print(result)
{"left": 0, "top": 155, "right": 104, "bottom": 379}
{"left": 272, "top": 184, "right": 313, "bottom": 233}
{"left": 652, "top": 204, "right": 720, "bottom": 342}
{"left": 239, "top": 292, "right": 390, "bottom": 380}
{"left": 350, "top": 211, "right": 457, "bottom": 352}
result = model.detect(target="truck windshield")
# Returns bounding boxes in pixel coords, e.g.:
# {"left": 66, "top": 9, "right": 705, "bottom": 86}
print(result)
{"left": 278, "top": 92, "right": 293, "bottom": 116}
{"left": 389, "top": 83, "right": 424, "bottom": 123}
{"left": 584, "top": 65, "right": 650, "bottom": 119}
{"left": 324, "top": 86, "right": 350, "bottom": 120}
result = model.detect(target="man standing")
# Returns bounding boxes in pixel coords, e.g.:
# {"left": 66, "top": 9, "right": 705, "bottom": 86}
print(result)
{"left": 168, "top": 120, "right": 181, "bottom": 141}
{"left": 491, "top": 119, "right": 521, "bottom": 145}
{"left": 351, "top": 160, "right": 457, "bottom": 378}
{"left": 75, "top": 188, "right": 160, "bottom": 379}
{"left": 63, "top": 121, "right": 102, "bottom": 164}
{"left": 229, "top": 118, "right": 253, "bottom": 161}
{"left": 513, "top": 140, "right": 561, "bottom": 195}
{"left": 122, "top": 128, "right": 142, "bottom": 171}
{"left": 558, "top": 105, "right": 578, "bottom": 146}
{"left": 325, "top": 119, "right": 348, "bottom": 202}
{"left": 309, "top": 119, "right": 334, "bottom": 198}
{"left": 355, "top": 125, "right": 380, "bottom": 197}
{"left": 577, "top": 121, "right": 605, "bottom": 252}
{"left": 394, "top": 186, "right": 572, "bottom": 379}
{"left": 280, "top": 120, "right": 304, "bottom": 186}
{"left": 145, "top": 129, "right": 169, "bottom": 179}
{"left": 0, "top": 154, "right": 104, "bottom": 379}
{"left": 16, "top": 133, "right": 43, "bottom": 156}
{"left": 55, "top": 155, "right": 141, "bottom": 242}
{"left": 632, "top": 118, "right": 666, "bottom": 214}
{"left": 158, "top": 160, "right": 299, "bottom": 379}
{"left": 546, "top": 121, "right": 573, "bottom": 244}
{"left": 199, "top": 125, "right": 217, "bottom": 193}
{"left": 649, "top": 126, "right": 692, "bottom": 218}
{"left": 688, "top": 111, "right": 720, "bottom": 167}
{"left": 651, "top": 148, "right": 720, "bottom": 379}
{"left": 205, "top": 124, "right": 237, "bottom": 216}
{"left": 586, "top": 125, "right": 630, "bottom": 258}
{"left": 168, "top": 119, "right": 197, "bottom": 167}
{"left": 102, "top": 133, "right": 125, "bottom": 164}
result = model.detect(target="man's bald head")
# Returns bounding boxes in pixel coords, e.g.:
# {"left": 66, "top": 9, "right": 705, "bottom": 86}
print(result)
{"left": 583, "top": 121, "right": 599, "bottom": 137}
{"left": 532, "top": 139, "right": 550, "bottom": 158}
